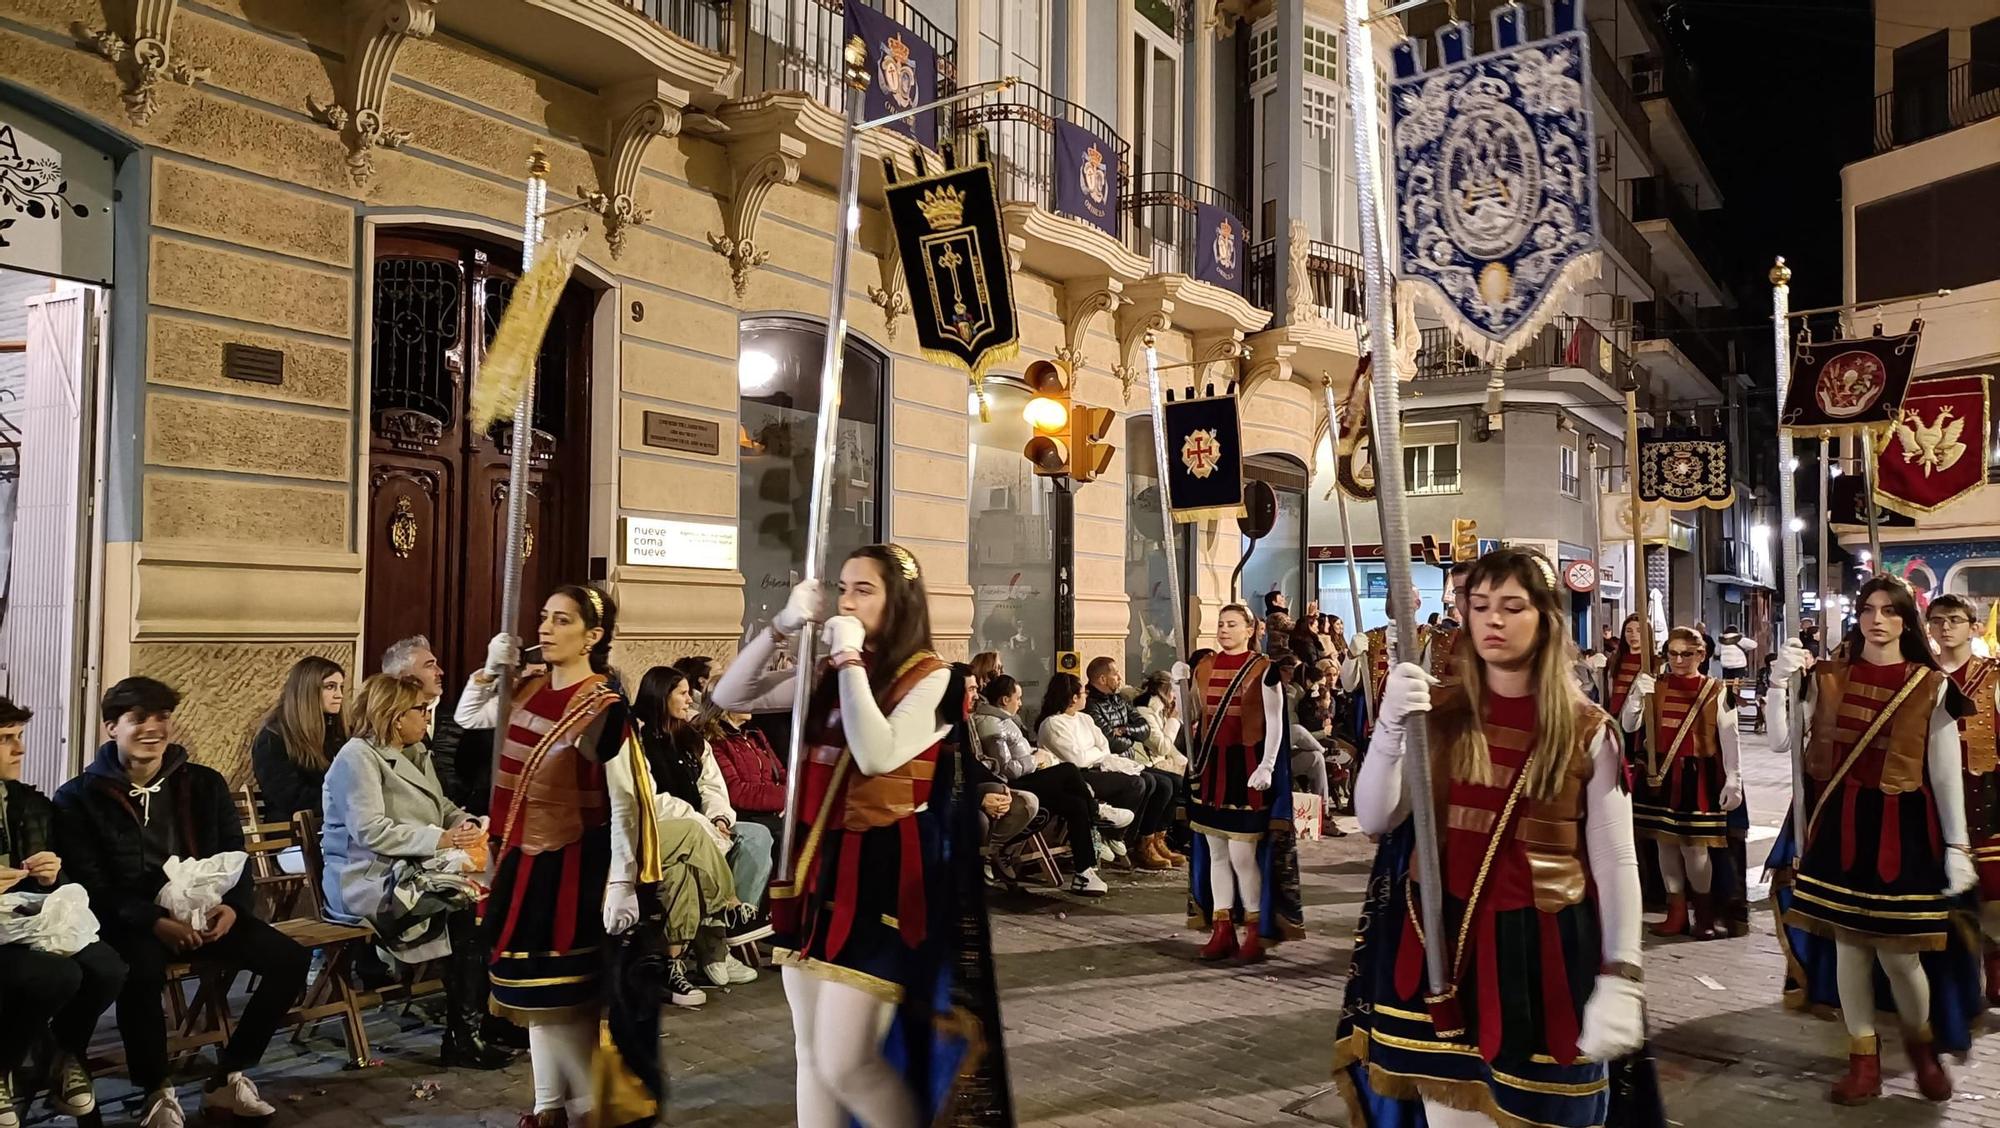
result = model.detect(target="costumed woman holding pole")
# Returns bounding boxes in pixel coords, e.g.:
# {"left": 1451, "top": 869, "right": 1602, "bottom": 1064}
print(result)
{"left": 1765, "top": 575, "right": 1978, "bottom": 1103}
{"left": 456, "top": 586, "right": 664, "bottom": 1128}
{"left": 1619, "top": 627, "right": 1742, "bottom": 941}
{"left": 1602, "top": 614, "right": 1646, "bottom": 720}
{"left": 1333, "top": 548, "right": 1647, "bottom": 1128}
{"left": 1187, "top": 603, "right": 1303, "bottom": 962}
{"left": 1926, "top": 595, "right": 2000, "bottom": 1003}
{"left": 710, "top": 544, "right": 1006, "bottom": 1127}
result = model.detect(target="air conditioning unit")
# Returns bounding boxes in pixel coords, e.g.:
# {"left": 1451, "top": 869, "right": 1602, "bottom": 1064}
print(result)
{"left": 1596, "top": 136, "right": 1614, "bottom": 172}
{"left": 1632, "top": 65, "right": 1665, "bottom": 96}
{"left": 1610, "top": 295, "right": 1634, "bottom": 331}
{"left": 986, "top": 486, "right": 1011, "bottom": 512}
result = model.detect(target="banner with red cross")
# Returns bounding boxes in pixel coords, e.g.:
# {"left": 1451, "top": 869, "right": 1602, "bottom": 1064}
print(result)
{"left": 1160, "top": 389, "right": 1245, "bottom": 523}
{"left": 1873, "top": 370, "right": 1991, "bottom": 517}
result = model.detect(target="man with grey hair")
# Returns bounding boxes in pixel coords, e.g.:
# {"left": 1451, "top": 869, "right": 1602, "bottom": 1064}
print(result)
{"left": 380, "top": 636, "right": 473, "bottom": 810}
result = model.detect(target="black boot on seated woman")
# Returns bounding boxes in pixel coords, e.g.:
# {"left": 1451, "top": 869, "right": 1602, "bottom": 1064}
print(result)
{"left": 440, "top": 913, "right": 515, "bottom": 1070}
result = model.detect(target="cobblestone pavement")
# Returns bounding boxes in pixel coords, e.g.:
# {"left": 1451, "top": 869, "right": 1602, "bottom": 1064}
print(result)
{"left": 47, "top": 728, "right": 2000, "bottom": 1126}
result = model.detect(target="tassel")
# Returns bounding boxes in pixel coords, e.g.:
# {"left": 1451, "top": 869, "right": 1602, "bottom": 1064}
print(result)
{"left": 470, "top": 226, "right": 587, "bottom": 432}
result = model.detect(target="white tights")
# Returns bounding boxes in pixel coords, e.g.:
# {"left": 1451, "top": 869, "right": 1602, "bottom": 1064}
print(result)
{"left": 1835, "top": 941, "right": 1929, "bottom": 1041}
{"left": 1204, "top": 833, "right": 1263, "bottom": 919}
{"left": 527, "top": 1018, "right": 597, "bottom": 1116}
{"left": 1654, "top": 840, "right": 1713, "bottom": 895}
{"left": 1422, "top": 1098, "right": 1493, "bottom": 1127}
{"left": 784, "top": 966, "right": 916, "bottom": 1128}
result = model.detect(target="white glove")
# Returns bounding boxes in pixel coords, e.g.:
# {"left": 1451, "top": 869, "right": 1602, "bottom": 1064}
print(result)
{"left": 1378, "top": 662, "right": 1437, "bottom": 729}
{"left": 603, "top": 879, "right": 640, "bottom": 935}
{"left": 822, "top": 615, "right": 865, "bottom": 655}
{"left": 1247, "top": 762, "right": 1275, "bottom": 792}
{"left": 775, "top": 579, "right": 823, "bottom": 635}
{"left": 484, "top": 633, "right": 520, "bottom": 675}
{"left": 1352, "top": 631, "right": 1371, "bottom": 655}
{"left": 1770, "top": 640, "right": 1813, "bottom": 687}
{"left": 1170, "top": 660, "right": 1190, "bottom": 684}
{"left": 1576, "top": 975, "right": 1645, "bottom": 1061}
{"left": 1586, "top": 652, "right": 1608, "bottom": 671}
{"left": 1720, "top": 775, "right": 1743, "bottom": 812}
{"left": 1632, "top": 672, "right": 1657, "bottom": 699}
{"left": 1947, "top": 848, "right": 1978, "bottom": 896}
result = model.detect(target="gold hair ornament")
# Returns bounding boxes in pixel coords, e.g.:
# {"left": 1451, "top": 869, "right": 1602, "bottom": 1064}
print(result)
{"left": 584, "top": 587, "right": 605, "bottom": 620}
{"left": 886, "top": 543, "right": 920, "bottom": 581}
{"left": 1530, "top": 554, "right": 1558, "bottom": 594}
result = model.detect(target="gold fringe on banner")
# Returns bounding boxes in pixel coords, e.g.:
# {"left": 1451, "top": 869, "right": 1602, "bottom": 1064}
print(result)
{"left": 471, "top": 226, "right": 587, "bottom": 432}
{"left": 923, "top": 340, "right": 1021, "bottom": 423}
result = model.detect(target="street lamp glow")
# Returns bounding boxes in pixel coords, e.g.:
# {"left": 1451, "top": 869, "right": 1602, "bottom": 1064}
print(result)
{"left": 738, "top": 348, "right": 779, "bottom": 395}
{"left": 1023, "top": 396, "right": 1069, "bottom": 432}
{"left": 1789, "top": 517, "right": 1805, "bottom": 532}
{"left": 1752, "top": 522, "right": 1771, "bottom": 542}
{"left": 1787, "top": 458, "right": 1800, "bottom": 472}
{"left": 1829, "top": 463, "right": 1841, "bottom": 478}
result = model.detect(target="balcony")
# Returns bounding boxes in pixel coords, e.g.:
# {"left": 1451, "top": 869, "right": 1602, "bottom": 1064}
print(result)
{"left": 1590, "top": 28, "right": 1653, "bottom": 166}
{"left": 1245, "top": 238, "right": 1365, "bottom": 332}
{"left": 435, "top": 0, "right": 736, "bottom": 106}
{"left": 950, "top": 81, "right": 1148, "bottom": 282}
{"left": 741, "top": 0, "right": 956, "bottom": 128}
{"left": 1415, "top": 316, "right": 1627, "bottom": 386}
{"left": 1874, "top": 62, "right": 2000, "bottom": 153}
{"left": 1631, "top": 51, "right": 1722, "bottom": 206}
{"left": 1630, "top": 177, "right": 1729, "bottom": 308}
{"left": 1597, "top": 186, "right": 1654, "bottom": 295}
{"left": 1705, "top": 536, "right": 1774, "bottom": 590}
{"left": 1117, "top": 172, "right": 1269, "bottom": 335}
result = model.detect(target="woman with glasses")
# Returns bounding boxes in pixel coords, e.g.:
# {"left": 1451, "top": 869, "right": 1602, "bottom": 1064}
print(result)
{"left": 1619, "top": 627, "right": 1742, "bottom": 941}
{"left": 1926, "top": 594, "right": 2000, "bottom": 1005}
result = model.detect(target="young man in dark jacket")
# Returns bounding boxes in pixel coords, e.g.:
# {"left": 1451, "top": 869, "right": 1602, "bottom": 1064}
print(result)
{"left": 54, "top": 677, "right": 310, "bottom": 1128}
{"left": 1083, "top": 657, "right": 1184, "bottom": 868}
{"left": 0, "top": 696, "right": 127, "bottom": 1128}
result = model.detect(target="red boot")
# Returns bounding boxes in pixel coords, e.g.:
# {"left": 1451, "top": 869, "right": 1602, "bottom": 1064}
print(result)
{"left": 1649, "top": 893, "right": 1687, "bottom": 937}
{"left": 1197, "top": 918, "right": 1238, "bottom": 961}
{"left": 1985, "top": 948, "right": 2000, "bottom": 1008}
{"left": 1688, "top": 891, "right": 1719, "bottom": 942}
{"left": 1829, "top": 1037, "right": 1881, "bottom": 1105}
{"left": 1907, "top": 1032, "right": 1953, "bottom": 1102}
{"left": 1236, "top": 925, "right": 1266, "bottom": 965}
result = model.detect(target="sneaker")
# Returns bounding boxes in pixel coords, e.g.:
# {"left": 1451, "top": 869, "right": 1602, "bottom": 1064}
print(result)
{"left": 203, "top": 1072, "right": 274, "bottom": 1120}
{"left": 720, "top": 953, "right": 759, "bottom": 984}
{"left": 1092, "top": 829, "right": 1114, "bottom": 864}
{"left": 1107, "top": 838, "right": 1133, "bottom": 870}
{"left": 0, "top": 1074, "right": 19, "bottom": 1128}
{"left": 724, "top": 905, "right": 773, "bottom": 945}
{"left": 667, "top": 957, "right": 708, "bottom": 1007}
{"left": 1096, "top": 803, "right": 1135, "bottom": 829}
{"left": 1071, "top": 868, "right": 1109, "bottom": 897}
{"left": 139, "top": 1089, "right": 184, "bottom": 1128}
{"left": 47, "top": 1052, "right": 96, "bottom": 1117}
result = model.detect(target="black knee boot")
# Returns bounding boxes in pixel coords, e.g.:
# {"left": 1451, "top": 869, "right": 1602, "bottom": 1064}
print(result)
{"left": 440, "top": 913, "right": 515, "bottom": 1070}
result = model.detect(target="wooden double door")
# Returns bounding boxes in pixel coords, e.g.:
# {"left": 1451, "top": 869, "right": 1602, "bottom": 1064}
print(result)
{"left": 363, "top": 231, "right": 593, "bottom": 687}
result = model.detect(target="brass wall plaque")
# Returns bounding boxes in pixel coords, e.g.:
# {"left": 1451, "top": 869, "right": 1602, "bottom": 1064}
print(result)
{"left": 642, "top": 410, "right": 720, "bottom": 456}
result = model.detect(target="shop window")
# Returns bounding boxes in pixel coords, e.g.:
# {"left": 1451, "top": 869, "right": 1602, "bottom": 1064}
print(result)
{"left": 1125, "top": 414, "right": 1192, "bottom": 680}
{"left": 969, "top": 379, "right": 1061, "bottom": 706}
{"left": 1239, "top": 454, "right": 1307, "bottom": 623}
{"left": 736, "top": 318, "right": 887, "bottom": 636}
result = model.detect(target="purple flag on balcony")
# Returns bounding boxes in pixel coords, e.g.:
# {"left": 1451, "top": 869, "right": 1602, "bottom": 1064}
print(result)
{"left": 846, "top": 3, "right": 939, "bottom": 143}
{"left": 1053, "top": 119, "right": 1120, "bottom": 237}
{"left": 1193, "top": 202, "right": 1245, "bottom": 293}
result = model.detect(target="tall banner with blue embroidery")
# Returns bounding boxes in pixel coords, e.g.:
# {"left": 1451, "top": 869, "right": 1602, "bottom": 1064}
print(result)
{"left": 846, "top": 4, "right": 939, "bottom": 142}
{"left": 1053, "top": 119, "right": 1121, "bottom": 237}
{"left": 1390, "top": 1, "right": 1600, "bottom": 364}
{"left": 1193, "top": 202, "right": 1245, "bottom": 293}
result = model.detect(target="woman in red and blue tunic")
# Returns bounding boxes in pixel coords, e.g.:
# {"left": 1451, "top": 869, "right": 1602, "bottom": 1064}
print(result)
{"left": 712, "top": 543, "right": 1009, "bottom": 1128}
{"left": 456, "top": 584, "right": 663, "bottom": 1128}
{"left": 1335, "top": 549, "right": 1649, "bottom": 1128}
{"left": 1602, "top": 614, "right": 1646, "bottom": 720}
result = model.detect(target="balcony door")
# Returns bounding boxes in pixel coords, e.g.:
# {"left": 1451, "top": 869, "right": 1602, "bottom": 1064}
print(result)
{"left": 1131, "top": 17, "right": 1181, "bottom": 255}
{"left": 1892, "top": 31, "right": 1950, "bottom": 145}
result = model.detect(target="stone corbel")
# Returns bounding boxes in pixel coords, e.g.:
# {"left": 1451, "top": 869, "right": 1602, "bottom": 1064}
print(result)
{"left": 707, "top": 134, "right": 805, "bottom": 299}
{"left": 303, "top": 0, "right": 442, "bottom": 186}
{"left": 866, "top": 243, "right": 908, "bottom": 340}
{"left": 1209, "top": 0, "right": 1259, "bottom": 38}
{"left": 1240, "top": 339, "right": 1297, "bottom": 400}
{"left": 1191, "top": 329, "right": 1248, "bottom": 388}
{"left": 72, "top": 0, "right": 211, "bottom": 126}
{"left": 581, "top": 78, "right": 687, "bottom": 259}
{"left": 1283, "top": 217, "right": 1325, "bottom": 329}
{"left": 1057, "top": 278, "right": 1125, "bottom": 371}
{"left": 1112, "top": 299, "right": 1173, "bottom": 404}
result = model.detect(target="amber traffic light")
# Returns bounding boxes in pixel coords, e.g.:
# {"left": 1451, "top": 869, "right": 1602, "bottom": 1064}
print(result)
{"left": 1022, "top": 358, "right": 1073, "bottom": 478}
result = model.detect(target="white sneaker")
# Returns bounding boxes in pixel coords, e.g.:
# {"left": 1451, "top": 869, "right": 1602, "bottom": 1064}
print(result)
{"left": 722, "top": 953, "right": 759, "bottom": 984}
{"left": 0, "top": 1073, "right": 20, "bottom": 1128}
{"left": 47, "top": 1052, "right": 96, "bottom": 1116}
{"left": 1071, "top": 868, "right": 1109, "bottom": 896}
{"left": 1094, "top": 834, "right": 1114, "bottom": 864}
{"left": 139, "top": 1089, "right": 186, "bottom": 1128}
{"left": 667, "top": 957, "right": 708, "bottom": 1007}
{"left": 203, "top": 1073, "right": 274, "bottom": 1120}
{"left": 1096, "top": 803, "right": 1135, "bottom": 829}
{"left": 1109, "top": 839, "right": 1129, "bottom": 859}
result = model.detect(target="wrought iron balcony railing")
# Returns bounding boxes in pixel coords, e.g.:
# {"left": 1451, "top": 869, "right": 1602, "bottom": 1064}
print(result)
{"left": 1874, "top": 62, "right": 2000, "bottom": 153}
{"left": 621, "top": 0, "right": 732, "bottom": 54}
{"left": 1416, "top": 316, "right": 1627, "bottom": 383}
{"left": 951, "top": 80, "right": 1130, "bottom": 240}
{"left": 1598, "top": 186, "right": 1653, "bottom": 284}
{"left": 741, "top": 0, "right": 957, "bottom": 130}
{"left": 1589, "top": 28, "right": 1651, "bottom": 151}
{"left": 1121, "top": 171, "right": 1249, "bottom": 280}
{"left": 1245, "top": 237, "right": 1365, "bottom": 330}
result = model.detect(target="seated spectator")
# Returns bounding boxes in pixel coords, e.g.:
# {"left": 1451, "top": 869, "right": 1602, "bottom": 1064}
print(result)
{"left": 381, "top": 636, "right": 476, "bottom": 814}
{"left": 672, "top": 655, "right": 715, "bottom": 707}
{"left": 708, "top": 709, "right": 785, "bottom": 876}
{"left": 1280, "top": 658, "right": 1334, "bottom": 812}
{"left": 947, "top": 665, "right": 1039, "bottom": 845}
{"left": 55, "top": 677, "right": 310, "bottom": 1128}
{"left": 1039, "top": 674, "right": 1174, "bottom": 871}
{"left": 249, "top": 657, "right": 345, "bottom": 826}
{"left": 320, "top": 674, "right": 512, "bottom": 1070}
{"left": 969, "top": 651, "right": 1004, "bottom": 690}
{"left": 971, "top": 675, "right": 1112, "bottom": 896}
{"left": 0, "top": 697, "right": 126, "bottom": 1128}
{"left": 1289, "top": 609, "right": 1324, "bottom": 668}
{"left": 1083, "top": 658, "right": 1184, "bottom": 868}
{"left": 634, "top": 667, "right": 764, "bottom": 996}
{"left": 1129, "top": 673, "right": 1188, "bottom": 776}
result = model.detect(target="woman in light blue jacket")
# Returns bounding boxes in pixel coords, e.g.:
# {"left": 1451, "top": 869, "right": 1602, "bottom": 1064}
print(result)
{"left": 320, "top": 673, "right": 512, "bottom": 1071}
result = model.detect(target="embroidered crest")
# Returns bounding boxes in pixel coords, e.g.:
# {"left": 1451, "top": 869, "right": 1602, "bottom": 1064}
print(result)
{"left": 1081, "top": 145, "right": 1109, "bottom": 207}
{"left": 1874, "top": 370, "right": 1991, "bottom": 518}
{"left": 1181, "top": 428, "right": 1223, "bottom": 479}
{"left": 1892, "top": 404, "right": 1967, "bottom": 476}
{"left": 1782, "top": 322, "right": 1924, "bottom": 432}
{"left": 878, "top": 34, "right": 918, "bottom": 110}
{"left": 1214, "top": 217, "right": 1237, "bottom": 271}
{"left": 1816, "top": 349, "right": 1890, "bottom": 420}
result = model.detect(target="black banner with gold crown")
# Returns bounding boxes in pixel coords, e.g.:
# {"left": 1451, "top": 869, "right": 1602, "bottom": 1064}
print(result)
{"left": 1161, "top": 390, "right": 1245, "bottom": 522}
{"left": 884, "top": 147, "right": 1019, "bottom": 411}
{"left": 1636, "top": 428, "right": 1736, "bottom": 510}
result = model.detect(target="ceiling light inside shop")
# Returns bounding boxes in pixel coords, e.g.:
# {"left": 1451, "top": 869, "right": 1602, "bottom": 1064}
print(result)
{"left": 739, "top": 349, "right": 780, "bottom": 395}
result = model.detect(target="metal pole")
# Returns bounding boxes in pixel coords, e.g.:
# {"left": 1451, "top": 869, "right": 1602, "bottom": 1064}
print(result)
{"left": 1588, "top": 440, "right": 1604, "bottom": 660}
{"left": 1771, "top": 259, "right": 1808, "bottom": 839}
{"left": 777, "top": 41, "right": 869, "bottom": 887}
{"left": 1343, "top": 3, "right": 1446, "bottom": 998}
{"left": 1625, "top": 388, "right": 1659, "bottom": 756}
{"left": 1860, "top": 430, "right": 1884, "bottom": 570}
{"left": 1817, "top": 436, "right": 1831, "bottom": 634}
{"left": 1146, "top": 340, "right": 1191, "bottom": 723}
{"left": 1324, "top": 376, "right": 1376, "bottom": 719}
{"left": 497, "top": 151, "right": 549, "bottom": 667}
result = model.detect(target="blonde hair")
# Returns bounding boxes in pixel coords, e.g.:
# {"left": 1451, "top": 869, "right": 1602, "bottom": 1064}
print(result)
{"left": 346, "top": 673, "right": 428, "bottom": 747}
{"left": 1665, "top": 626, "right": 1706, "bottom": 656}
{"left": 1435, "top": 548, "right": 1592, "bottom": 801}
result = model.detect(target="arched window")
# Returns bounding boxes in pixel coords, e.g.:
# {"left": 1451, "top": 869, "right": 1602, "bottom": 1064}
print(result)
{"left": 736, "top": 317, "right": 888, "bottom": 635}
{"left": 968, "top": 378, "right": 1061, "bottom": 705}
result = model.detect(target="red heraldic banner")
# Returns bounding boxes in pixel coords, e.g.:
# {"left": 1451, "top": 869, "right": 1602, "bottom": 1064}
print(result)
{"left": 1874, "top": 371, "right": 1992, "bottom": 516}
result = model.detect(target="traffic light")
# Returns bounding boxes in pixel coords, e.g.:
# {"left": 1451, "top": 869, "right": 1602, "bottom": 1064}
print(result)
{"left": 1071, "top": 404, "right": 1115, "bottom": 482}
{"left": 1022, "top": 359, "right": 1073, "bottom": 478}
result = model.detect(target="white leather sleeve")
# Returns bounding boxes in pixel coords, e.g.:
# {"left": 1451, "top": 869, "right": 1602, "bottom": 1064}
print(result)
{"left": 604, "top": 729, "right": 642, "bottom": 886}
{"left": 1354, "top": 719, "right": 1410, "bottom": 835}
{"left": 1257, "top": 678, "right": 1287, "bottom": 777}
{"left": 710, "top": 627, "right": 800, "bottom": 713}
{"left": 1928, "top": 684, "right": 1970, "bottom": 849}
{"left": 1340, "top": 656, "right": 1364, "bottom": 694}
{"left": 1617, "top": 681, "right": 1646, "bottom": 734}
{"left": 1718, "top": 702, "right": 1741, "bottom": 781}
{"left": 454, "top": 675, "right": 503, "bottom": 731}
{"left": 1583, "top": 726, "right": 1643, "bottom": 967}
{"left": 840, "top": 666, "right": 952, "bottom": 777}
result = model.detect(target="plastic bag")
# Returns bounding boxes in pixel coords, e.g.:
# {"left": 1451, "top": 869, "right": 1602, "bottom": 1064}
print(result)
{"left": 157, "top": 851, "right": 248, "bottom": 931}
{"left": 0, "top": 885, "right": 103, "bottom": 955}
